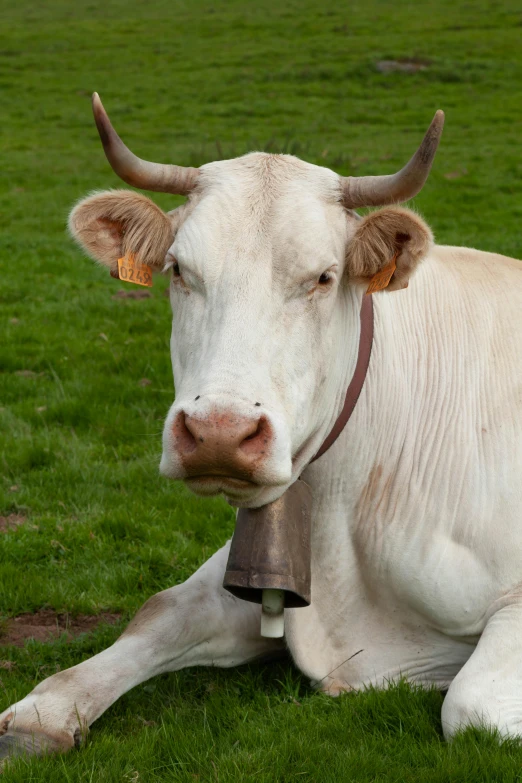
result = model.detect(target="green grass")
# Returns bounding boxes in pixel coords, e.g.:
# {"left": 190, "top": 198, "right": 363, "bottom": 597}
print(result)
{"left": 1, "top": 0, "right": 522, "bottom": 779}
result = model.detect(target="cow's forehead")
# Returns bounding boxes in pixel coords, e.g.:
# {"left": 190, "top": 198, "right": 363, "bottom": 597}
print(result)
{"left": 173, "top": 153, "right": 349, "bottom": 274}
{"left": 198, "top": 152, "right": 341, "bottom": 200}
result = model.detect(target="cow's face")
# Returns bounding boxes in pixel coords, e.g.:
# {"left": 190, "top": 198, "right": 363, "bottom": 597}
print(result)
{"left": 70, "top": 154, "right": 432, "bottom": 507}
{"left": 161, "top": 155, "right": 357, "bottom": 506}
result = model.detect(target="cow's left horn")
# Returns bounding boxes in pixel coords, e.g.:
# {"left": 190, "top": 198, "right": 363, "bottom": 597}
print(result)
{"left": 340, "top": 110, "right": 444, "bottom": 208}
{"left": 92, "top": 93, "right": 199, "bottom": 196}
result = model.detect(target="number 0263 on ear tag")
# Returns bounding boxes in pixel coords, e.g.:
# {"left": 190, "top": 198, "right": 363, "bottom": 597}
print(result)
{"left": 117, "top": 255, "right": 153, "bottom": 288}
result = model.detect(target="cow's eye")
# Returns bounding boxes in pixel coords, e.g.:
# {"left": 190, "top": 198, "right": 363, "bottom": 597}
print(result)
{"left": 318, "top": 271, "right": 331, "bottom": 285}
{"left": 172, "top": 261, "right": 181, "bottom": 278}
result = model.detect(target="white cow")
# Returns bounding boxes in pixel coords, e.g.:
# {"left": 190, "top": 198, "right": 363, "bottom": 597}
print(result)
{"left": 1, "top": 94, "right": 521, "bottom": 761}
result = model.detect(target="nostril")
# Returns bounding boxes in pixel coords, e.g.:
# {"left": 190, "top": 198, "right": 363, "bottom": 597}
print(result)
{"left": 239, "top": 416, "right": 271, "bottom": 456}
{"left": 173, "top": 412, "right": 198, "bottom": 453}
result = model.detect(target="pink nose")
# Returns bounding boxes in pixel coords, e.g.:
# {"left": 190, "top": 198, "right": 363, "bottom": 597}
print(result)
{"left": 172, "top": 409, "right": 273, "bottom": 480}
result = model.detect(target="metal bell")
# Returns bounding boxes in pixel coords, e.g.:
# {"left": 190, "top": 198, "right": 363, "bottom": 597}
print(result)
{"left": 223, "top": 479, "right": 312, "bottom": 613}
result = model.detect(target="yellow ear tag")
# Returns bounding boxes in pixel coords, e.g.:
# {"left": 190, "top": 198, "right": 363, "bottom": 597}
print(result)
{"left": 117, "top": 254, "right": 153, "bottom": 288}
{"left": 365, "top": 252, "right": 398, "bottom": 295}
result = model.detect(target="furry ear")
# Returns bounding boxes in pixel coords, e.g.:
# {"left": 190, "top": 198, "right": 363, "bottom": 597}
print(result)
{"left": 68, "top": 190, "right": 174, "bottom": 276}
{"left": 346, "top": 207, "right": 433, "bottom": 292}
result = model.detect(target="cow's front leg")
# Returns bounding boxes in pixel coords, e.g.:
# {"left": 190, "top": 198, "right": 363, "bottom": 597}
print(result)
{"left": 442, "top": 600, "right": 522, "bottom": 740}
{"left": 0, "top": 543, "right": 282, "bottom": 761}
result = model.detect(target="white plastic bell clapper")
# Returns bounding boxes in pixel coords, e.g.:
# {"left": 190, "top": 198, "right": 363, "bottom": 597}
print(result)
{"left": 260, "top": 588, "right": 285, "bottom": 638}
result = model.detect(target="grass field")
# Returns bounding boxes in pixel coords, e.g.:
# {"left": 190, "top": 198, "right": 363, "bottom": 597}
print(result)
{"left": 1, "top": 0, "right": 522, "bottom": 779}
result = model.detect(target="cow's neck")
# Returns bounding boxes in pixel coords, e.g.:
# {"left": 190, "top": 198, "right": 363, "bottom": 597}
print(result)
{"left": 311, "top": 293, "right": 374, "bottom": 463}
{"left": 301, "top": 254, "right": 451, "bottom": 540}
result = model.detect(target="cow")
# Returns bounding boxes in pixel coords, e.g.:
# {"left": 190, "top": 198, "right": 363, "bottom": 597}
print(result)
{"left": 1, "top": 93, "right": 521, "bottom": 762}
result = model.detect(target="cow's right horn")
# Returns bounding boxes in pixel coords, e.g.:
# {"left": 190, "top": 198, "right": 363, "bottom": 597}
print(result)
{"left": 92, "top": 93, "right": 199, "bottom": 196}
{"left": 340, "top": 110, "right": 444, "bottom": 208}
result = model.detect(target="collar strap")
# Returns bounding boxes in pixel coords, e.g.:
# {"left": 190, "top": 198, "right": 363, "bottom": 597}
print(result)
{"left": 310, "top": 293, "right": 374, "bottom": 463}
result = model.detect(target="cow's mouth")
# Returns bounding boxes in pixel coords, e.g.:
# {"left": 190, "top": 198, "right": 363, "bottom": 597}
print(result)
{"left": 185, "top": 475, "right": 262, "bottom": 501}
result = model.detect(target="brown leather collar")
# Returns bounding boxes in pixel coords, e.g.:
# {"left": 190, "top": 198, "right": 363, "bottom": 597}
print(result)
{"left": 310, "top": 294, "right": 374, "bottom": 463}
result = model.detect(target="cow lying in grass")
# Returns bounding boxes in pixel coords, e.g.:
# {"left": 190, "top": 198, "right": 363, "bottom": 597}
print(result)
{"left": 1, "top": 95, "right": 521, "bottom": 760}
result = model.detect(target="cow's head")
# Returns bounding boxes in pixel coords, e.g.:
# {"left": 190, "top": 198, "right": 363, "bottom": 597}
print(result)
{"left": 69, "top": 95, "right": 440, "bottom": 507}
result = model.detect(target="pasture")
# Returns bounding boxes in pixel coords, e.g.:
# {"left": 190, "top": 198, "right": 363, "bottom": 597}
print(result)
{"left": 1, "top": 0, "right": 522, "bottom": 779}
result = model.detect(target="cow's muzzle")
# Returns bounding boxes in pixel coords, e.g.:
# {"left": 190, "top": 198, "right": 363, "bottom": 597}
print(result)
{"left": 160, "top": 398, "right": 292, "bottom": 499}
{"left": 175, "top": 409, "right": 272, "bottom": 479}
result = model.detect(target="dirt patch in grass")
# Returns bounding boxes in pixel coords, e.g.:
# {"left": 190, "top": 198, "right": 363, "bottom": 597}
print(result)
{"left": 0, "top": 514, "right": 26, "bottom": 533}
{"left": 14, "top": 370, "right": 46, "bottom": 378}
{"left": 112, "top": 289, "right": 152, "bottom": 300}
{"left": 376, "top": 58, "right": 430, "bottom": 73}
{"left": 0, "top": 610, "right": 122, "bottom": 647}
{"left": 444, "top": 168, "right": 468, "bottom": 179}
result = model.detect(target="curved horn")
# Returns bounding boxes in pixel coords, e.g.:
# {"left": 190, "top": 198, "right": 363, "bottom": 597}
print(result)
{"left": 341, "top": 110, "right": 444, "bottom": 208}
{"left": 92, "top": 93, "right": 199, "bottom": 195}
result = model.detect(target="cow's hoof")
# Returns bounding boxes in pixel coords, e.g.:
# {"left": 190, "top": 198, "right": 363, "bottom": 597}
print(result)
{"left": 0, "top": 727, "right": 67, "bottom": 765}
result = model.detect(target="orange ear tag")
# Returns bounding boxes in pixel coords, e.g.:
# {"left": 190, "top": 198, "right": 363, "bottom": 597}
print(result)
{"left": 117, "top": 254, "right": 153, "bottom": 288}
{"left": 365, "top": 252, "right": 398, "bottom": 295}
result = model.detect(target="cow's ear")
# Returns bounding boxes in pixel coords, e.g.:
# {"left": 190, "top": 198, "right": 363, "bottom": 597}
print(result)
{"left": 345, "top": 207, "right": 433, "bottom": 292}
{"left": 68, "top": 190, "right": 173, "bottom": 276}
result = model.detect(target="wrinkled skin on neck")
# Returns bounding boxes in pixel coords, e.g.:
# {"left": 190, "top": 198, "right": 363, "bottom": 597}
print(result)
{"left": 159, "top": 154, "right": 362, "bottom": 507}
